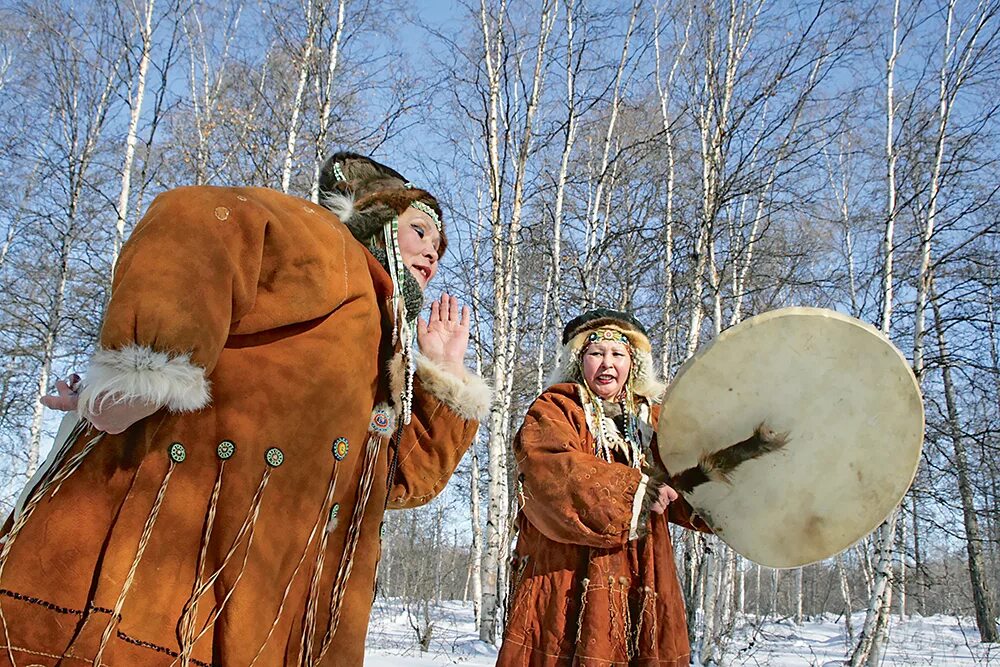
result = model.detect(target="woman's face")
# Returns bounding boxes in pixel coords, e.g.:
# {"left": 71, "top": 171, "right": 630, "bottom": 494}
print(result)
{"left": 396, "top": 205, "right": 441, "bottom": 290}
{"left": 581, "top": 340, "right": 632, "bottom": 400}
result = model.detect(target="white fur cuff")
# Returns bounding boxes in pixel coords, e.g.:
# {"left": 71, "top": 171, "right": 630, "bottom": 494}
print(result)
{"left": 415, "top": 354, "right": 492, "bottom": 421}
{"left": 78, "top": 344, "right": 211, "bottom": 415}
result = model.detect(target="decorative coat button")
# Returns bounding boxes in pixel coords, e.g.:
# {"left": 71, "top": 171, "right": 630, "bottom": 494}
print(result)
{"left": 369, "top": 405, "right": 394, "bottom": 436}
{"left": 214, "top": 206, "right": 230, "bottom": 220}
{"left": 332, "top": 437, "right": 349, "bottom": 461}
{"left": 217, "top": 440, "right": 236, "bottom": 460}
{"left": 264, "top": 447, "right": 284, "bottom": 467}
{"left": 169, "top": 442, "right": 187, "bottom": 463}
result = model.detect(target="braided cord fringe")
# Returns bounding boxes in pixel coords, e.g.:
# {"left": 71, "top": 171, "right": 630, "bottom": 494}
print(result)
{"left": 175, "top": 461, "right": 227, "bottom": 665}
{"left": 0, "top": 420, "right": 96, "bottom": 667}
{"left": 94, "top": 462, "right": 178, "bottom": 665}
{"left": 313, "top": 432, "right": 381, "bottom": 664}
{"left": 181, "top": 469, "right": 271, "bottom": 654}
{"left": 294, "top": 467, "right": 341, "bottom": 667}
{"left": 634, "top": 586, "right": 656, "bottom": 657}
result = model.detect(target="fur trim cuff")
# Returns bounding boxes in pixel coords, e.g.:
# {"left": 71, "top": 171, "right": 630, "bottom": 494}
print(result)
{"left": 78, "top": 345, "right": 211, "bottom": 415}
{"left": 415, "top": 354, "right": 492, "bottom": 421}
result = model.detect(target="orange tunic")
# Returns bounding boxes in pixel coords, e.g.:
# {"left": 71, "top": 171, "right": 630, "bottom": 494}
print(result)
{"left": 0, "top": 186, "right": 489, "bottom": 666}
{"left": 497, "top": 383, "right": 709, "bottom": 667}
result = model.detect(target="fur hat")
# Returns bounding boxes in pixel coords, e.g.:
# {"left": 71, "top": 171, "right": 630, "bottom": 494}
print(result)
{"left": 318, "top": 151, "right": 448, "bottom": 255}
{"left": 551, "top": 308, "right": 665, "bottom": 400}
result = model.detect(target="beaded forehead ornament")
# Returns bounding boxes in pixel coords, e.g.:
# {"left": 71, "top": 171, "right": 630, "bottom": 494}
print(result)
{"left": 586, "top": 328, "right": 631, "bottom": 348}
{"left": 408, "top": 200, "right": 442, "bottom": 232}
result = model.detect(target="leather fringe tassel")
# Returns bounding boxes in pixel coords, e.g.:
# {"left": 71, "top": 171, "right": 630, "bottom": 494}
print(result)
{"left": 575, "top": 578, "right": 591, "bottom": 646}
{"left": 313, "top": 430, "right": 381, "bottom": 663}
{"left": 296, "top": 467, "right": 342, "bottom": 667}
{"left": 176, "top": 459, "right": 228, "bottom": 665}
{"left": 0, "top": 423, "right": 99, "bottom": 666}
{"left": 94, "top": 462, "right": 178, "bottom": 665}
{"left": 170, "top": 468, "right": 272, "bottom": 662}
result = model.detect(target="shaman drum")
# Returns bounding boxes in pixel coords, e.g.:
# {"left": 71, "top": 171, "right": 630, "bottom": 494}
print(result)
{"left": 657, "top": 307, "right": 924, "bottom": 568}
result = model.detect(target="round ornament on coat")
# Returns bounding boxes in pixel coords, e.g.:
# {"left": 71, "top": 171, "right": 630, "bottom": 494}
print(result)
{"left": 332, "top": 437, "right": 349, "bottom": 461}
{"left": 168, "top": 442, "right": 187, "bottom": 463}
{"left": 264, "top": 447, "right": 285, "bottom": 468}
{"left": 217, "top": 440, "right": 236, "bottom": 460}
{"left": 657, "top": 307, "right": 924, "bottom": 568}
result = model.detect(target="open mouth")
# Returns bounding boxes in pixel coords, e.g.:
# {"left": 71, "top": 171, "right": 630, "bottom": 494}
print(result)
{"left": 595, "top": 373, "right": 616, "bottom": 385}
{"left": 410, "top": 264, "right": 432, "bottom": 284}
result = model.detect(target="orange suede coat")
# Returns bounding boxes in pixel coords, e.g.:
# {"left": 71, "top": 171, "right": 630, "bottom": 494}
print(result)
{"left": 0, "top": 186, "right": 488, "bottom": 666}
{"left": 497, "top": 383, "right": 709, "bottom": 667}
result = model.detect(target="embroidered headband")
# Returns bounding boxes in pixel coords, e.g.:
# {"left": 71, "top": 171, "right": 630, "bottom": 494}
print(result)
{"left": 586, "top": 329, "right": 631, "bottom": 347}
{"left": 409, "top": 200, "right": 442, "bottom": 231}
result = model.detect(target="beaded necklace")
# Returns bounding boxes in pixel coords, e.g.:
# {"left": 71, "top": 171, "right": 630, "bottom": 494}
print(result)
{"left": 578, "top": 340, "right": 644, "bottom": 468}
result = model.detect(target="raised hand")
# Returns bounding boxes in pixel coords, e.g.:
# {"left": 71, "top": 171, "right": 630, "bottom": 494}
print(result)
{"left": 417, "top": 293, "right": 471, "bottom": 376}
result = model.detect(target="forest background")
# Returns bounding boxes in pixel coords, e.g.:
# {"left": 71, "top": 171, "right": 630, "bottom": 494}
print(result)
{"left": 0, "top": 0, "right": 997, "bottom": 664}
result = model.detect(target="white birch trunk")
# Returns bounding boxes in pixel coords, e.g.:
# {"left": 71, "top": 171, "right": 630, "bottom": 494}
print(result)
{"left": 795, "top": 567, "right": 804, "bottom": 624}
{"left": 111, "top": 0, "right": 155, "bottom": 274}
{"left": 310, "top": 0, "right": 347, "bottom": 202}
{"left": 654, "top": 2, "right": 691, "bottom": 376}
{"left": 770, "top": 568, "right": 780, "bottom": 618}
{"left": 479, "top": 0, "right": 510, "bottom": 643}
{"left": 698, "top": 544, "right": 720, "bottom": 665}
{"left": 880, "top": 0, "right": 899, "bottom": 332}
{"left": 838, "top": 554, "right": 854, "bottom": 648}
{"left": 753, "top": 563, "right": 761, "bottom": 618}
{"left": 548, "top": 0, "right": 578, "bottom": 368}
{"left": 931, "top": 285, "right": 1000, "bottom": 642}
{"left": 898, "top": 504, "right": 907, "bottom": 620}
{"left": 279, "top": 0, "right": 318, "bottom": 193}
{"left": 738, "top": 557, "right": 746, "bottom": 615}
{"left": 469, "top": 436, "right": 484, "bottom": 628}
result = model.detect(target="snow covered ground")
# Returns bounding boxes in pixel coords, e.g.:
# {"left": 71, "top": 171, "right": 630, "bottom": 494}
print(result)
{"left": 364, "top": 600, "right": 999, "bottom": 666}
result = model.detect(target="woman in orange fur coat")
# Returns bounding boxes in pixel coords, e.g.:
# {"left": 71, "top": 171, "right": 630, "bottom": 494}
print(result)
{"left": 0, "top": 153, "right": 490, "bottom": 666}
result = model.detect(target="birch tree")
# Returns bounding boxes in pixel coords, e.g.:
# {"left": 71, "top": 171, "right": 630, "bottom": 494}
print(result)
{"left": 308, "top": 0, "right": 347, "bottom": 202}
{"left": 278, "top": 0, "right": 319, "bottom": 193}
{"left": 110, "top": 0, "right": 156, "bottom": 272}
{"left": 20, "top": 5, "right": 124, "bottom": 479}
